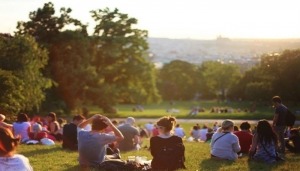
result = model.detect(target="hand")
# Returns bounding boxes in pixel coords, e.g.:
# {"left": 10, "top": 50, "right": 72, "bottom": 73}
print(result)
{"left": 101, "top": 116, "right": 113, "bottom": 126}
{"left": 92, "top": 114, "right": 102, "bottom": 120}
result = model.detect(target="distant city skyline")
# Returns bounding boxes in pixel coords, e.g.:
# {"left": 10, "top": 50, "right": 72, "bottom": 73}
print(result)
{"left": 1, "top": 0, "right": 300, "bottom": 40}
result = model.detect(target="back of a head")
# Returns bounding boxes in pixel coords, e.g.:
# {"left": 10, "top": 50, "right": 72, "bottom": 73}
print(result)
{"left": 32, "top": 123, "right": 42, "bottom": 133}
{"left": 0, "top": 127, "right": 19, "bottom": 156}
{"left": 240, "top": 122, "right": 251, "bottom": 130}
{"left": 221, "top": 119, "right": 234, "bottom": 130}
{"left": 92, "top": 117, "right": 108, "bottom": 131}
{"left": 256, "top": 119, "right": 276, "bottom": 143}
{"left": 17, "top": 113, "right": 29, "bottom": 123}
{"left": 47, "top": 112, "right": 57, "bottom": 122}
{"left": 73, "top": 115, "right": 85, "bottom": 122}
{"left": 125, "top": 117, "right": 135, "bottom": 125}
{"left": 272, "top": 96, "right": 282, "bottom": 104}
{"left": 156, "top": 116, "right": 176, "bottom": 132}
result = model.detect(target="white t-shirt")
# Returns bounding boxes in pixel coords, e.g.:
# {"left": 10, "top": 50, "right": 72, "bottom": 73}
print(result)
{"left": 13, "top": 122, "right": 31, "bottom": 142}
{"left": 199, "top": 128, "right": 208, "bottom": 141}
{"left": 0, "top": 154, "right": 33, "bottom": 171}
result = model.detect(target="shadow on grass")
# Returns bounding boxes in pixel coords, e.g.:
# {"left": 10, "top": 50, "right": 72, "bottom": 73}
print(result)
{"left": 247, "top": 160, "right": 282, "bottom": 171}
{"left": 199, "top": 158, "right": 235, "bottom": 171}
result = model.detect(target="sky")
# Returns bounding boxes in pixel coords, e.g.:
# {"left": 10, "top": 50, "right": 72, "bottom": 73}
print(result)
{"left": 1, "top": 0, "right": 300, "bottom": 40}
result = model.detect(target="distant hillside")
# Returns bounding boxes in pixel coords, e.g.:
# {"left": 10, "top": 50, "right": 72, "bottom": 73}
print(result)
{"left": 147, "top": 37, "right": 300, "bottom": 68}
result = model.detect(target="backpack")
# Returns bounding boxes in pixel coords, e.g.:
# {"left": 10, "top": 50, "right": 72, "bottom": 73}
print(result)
{"left": 286, "top": 109, "right": 296, "bottom": 127}
{"left": 152, "top": 137, "right": 186, "bottom": 170}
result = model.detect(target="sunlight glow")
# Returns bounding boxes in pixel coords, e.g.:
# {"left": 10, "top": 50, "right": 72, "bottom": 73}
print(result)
{"left": 0, "top": 0, "right": 300, "bottom": 39}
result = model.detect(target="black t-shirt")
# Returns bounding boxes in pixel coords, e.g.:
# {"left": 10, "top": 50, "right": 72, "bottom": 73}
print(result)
{"left": 150, "top": 135, "right": 185, "bottom": 170}
{"left": 62, "top": 123, "right": 78, "bottom": 150}
{"left": 274, "top": 104, "right": 287, "bottom": 126}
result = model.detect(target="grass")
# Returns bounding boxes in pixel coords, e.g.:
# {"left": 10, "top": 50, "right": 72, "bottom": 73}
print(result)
{"left": 18, "top": 139, "right": 300, "bottom": 171}
{"left": 83, "top": 100, "right": 279, "bottom": 120}
{"left": 17, "top": 121, "right": 300, "bottom": 171}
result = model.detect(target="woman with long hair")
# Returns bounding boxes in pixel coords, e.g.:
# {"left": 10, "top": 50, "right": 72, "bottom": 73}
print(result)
{"left": 0, "top": 127, "right": 33, "bottom": 170}
{"left": 150, "top": 116, "right": 186, "bottom": 170}
{"left": 46, "top": 112, "right": 62, "bottom": 141}
{"left": 249, "top": 119, "right": 278, "bottom": 163}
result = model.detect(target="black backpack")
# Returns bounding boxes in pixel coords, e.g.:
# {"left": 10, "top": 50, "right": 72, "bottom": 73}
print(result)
{"left": 154, "top": 139, "right": 186, "bottom": 170}
{"left": 286, "top": 109, "right": 296, "bottom": 127}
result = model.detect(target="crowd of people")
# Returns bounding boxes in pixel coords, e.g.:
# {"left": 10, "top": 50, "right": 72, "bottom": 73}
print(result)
{"left": 0, "top": 96, "right": 299, "bottom": 170}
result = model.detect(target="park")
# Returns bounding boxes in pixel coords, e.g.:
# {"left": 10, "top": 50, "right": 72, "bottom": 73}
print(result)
{"left": 1, "top": 1, "right": 300, "bottom": 171}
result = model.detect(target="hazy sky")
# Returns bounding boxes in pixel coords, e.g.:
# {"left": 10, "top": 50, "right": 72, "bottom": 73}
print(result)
{"left": 1, "top": 0, "right": 300, "bottom": 39}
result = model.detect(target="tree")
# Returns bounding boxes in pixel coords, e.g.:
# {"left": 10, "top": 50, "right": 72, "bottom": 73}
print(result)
{"left": 158, "top": 60, "right": 198, "bottom": 100}
{"left": 16, "top": 2, "right": 89, "bottom": 113}
{"left": 199, "top": 61, "right": 241, "bottom": 100}
{"left": 16, "top": 2, "right": 86, "bottom": 45}
{"left": 48, "top": 31, "right": 96, "bottom": 111}
{"left": 0, "top": 35, "right": 51, "bottom": 114}
{"left": 90, "top": 8, "right": 161, "bottom": 112}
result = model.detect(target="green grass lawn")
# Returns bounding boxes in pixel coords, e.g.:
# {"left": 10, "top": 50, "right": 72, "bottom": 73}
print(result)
{"left": 18, "top": 139, "right": 300, "bottom": 171}
{"left": 83, "top": 100, "right": 278, "bottom": 120}
{"left": 17, "top": 121, "right": 300, "bottom": 171}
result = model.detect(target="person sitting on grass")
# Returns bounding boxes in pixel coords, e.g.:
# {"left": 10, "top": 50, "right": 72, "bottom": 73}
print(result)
{"left": 234, "top": 122, "right": 253, "bottom": 155}
{"left": 285, "top": 128, "right": 300, "bottom": 153}
{"left": 12, "top": 113, "right": 31, "bottom": 143}
{"left": 0, "top": 127, "right": 33, "bottom": 171}
{"left": 249, "top": 120, "right": 278, "bottom": 163}
{"left": 210, "top": 120, "right": 241, "bottom": 160}
{"left": 77, "top": 114, "right": 124, "bottom": 168}
{"left": 62, "top": 115, "right": 85, "bottom": 151}
{"left": 150, "top": 116, "right": 186, "bottom": 170}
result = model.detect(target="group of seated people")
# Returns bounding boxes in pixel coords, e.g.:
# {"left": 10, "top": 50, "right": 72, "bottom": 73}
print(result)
{"left": 211, "top": 119, "right": 300, "bottom": 163}
{"left": 1, "top": 112, "right": 300, "bottom": 170}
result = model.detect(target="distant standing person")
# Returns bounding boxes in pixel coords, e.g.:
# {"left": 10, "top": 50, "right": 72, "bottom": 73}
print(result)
{"left": 117, "top": 117, "right": 140, "bottom": 151}
{"left": 272, "top": 96, "right": 288, "bottom": 154}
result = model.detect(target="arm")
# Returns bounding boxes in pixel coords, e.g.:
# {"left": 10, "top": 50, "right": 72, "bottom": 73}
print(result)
{"left": 249, "top": 134, "right": 258, "bottom": 157}
{"left": 273, "top": 113, "right": 279, "bottom": 126}
{"left": 78, "top": 114, "right": 100, "bottom": 129}
{"left": 102, "top": 116, "right": 124, "bottom": 142}
{"left": 0, "top": 121, "right": 13, "bottom": 129}
{"left": 134, "top": 135, "right": 140, "bottom": 145}
{"left": 232, "top": 136, "right": 241, "bottom": 153}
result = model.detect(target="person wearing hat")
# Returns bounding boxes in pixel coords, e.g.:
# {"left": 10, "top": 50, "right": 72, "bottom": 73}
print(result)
{"left": 210, "top": 119, "right": 241, "bottom": 160}
{"left": 117, "top": 117, "right": 140, "bottom": 151}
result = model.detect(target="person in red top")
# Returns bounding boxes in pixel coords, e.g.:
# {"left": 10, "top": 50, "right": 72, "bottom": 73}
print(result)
{"left": 234, "top": 122, "right": 253, "bottom": 154}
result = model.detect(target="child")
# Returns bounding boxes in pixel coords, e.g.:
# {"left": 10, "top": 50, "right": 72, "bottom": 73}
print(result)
{"left": 285, "top": 128, "right": 300, "bottom": 153}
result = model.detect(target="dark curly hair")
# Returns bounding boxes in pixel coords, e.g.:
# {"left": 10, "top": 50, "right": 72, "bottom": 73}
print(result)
{"left": 256, "top": 119, "right": 278, "bottom": 145}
